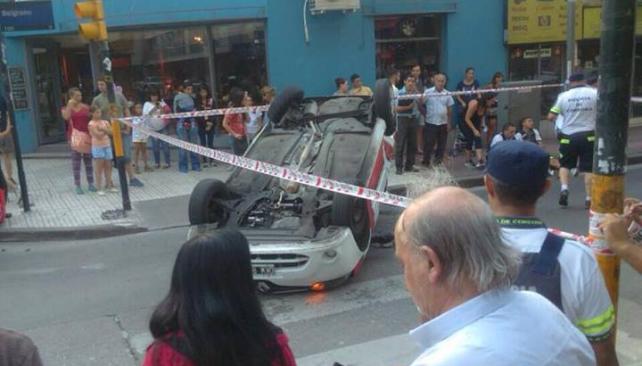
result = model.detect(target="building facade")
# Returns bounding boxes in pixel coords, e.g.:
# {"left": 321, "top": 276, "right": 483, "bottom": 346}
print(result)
{"left": 5, "top": 0, "right": 507, "bottom": 152}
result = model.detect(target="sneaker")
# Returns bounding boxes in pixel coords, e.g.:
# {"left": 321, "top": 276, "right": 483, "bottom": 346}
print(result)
{"left": 97, "top": 190, "right": 106, "bottom": 196}
{"left": 87, "top": 184, "right": 97, "bottom": 192}
{"left": 129, "top": 178, "right": 144, "bottom": 187}
{"left": 405, "top": 166, "right": 420, "bottom": 173}
{"left": 155, "top": 164, "right": 161, "bottom": 169}
{"left": 75, "top": 186, "right": 84, "bottom": 195}
{"left": 585, "top": 198, "right": 591, "bottom": 210}
{"left": 396, "top": 168, "right": 404, "bottom": 175}
{"left": 162, "top": 164, "right": 170, "bottom": 169}
{"left": 571, "top": 168, "right": 579, "bottom": 177}
{"left": 559, "top": 189, "right": 569, "bottom": 207}
{"left": 108, "top": 187, "right": 119, "bottom": 193}
{"left": 475, "top": 161, "right": 486, "bottom": 169}
{"left": 464, "top": 160, "right": 475, "bottom": 168}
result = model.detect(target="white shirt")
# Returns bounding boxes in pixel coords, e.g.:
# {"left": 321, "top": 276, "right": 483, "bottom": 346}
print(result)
{"left": 143, "top": 101, "right": 168, "bottom": 131}
{"left": 515, "top": 128, "right": 542, "bottom": 144}
{"left": 550, "top": 86, "right": 597, "bottom": 135}
{"left": 410, "top": 289, "right": 595, "bottom": 366}
{"left": 490, "top": 133, "right": 520, "bottom": 148}
{"left": 502, "top": 225, "right": 615, "bottom": 341}
{"left": 423, "top": 87, "right": 454, "bottom": 125}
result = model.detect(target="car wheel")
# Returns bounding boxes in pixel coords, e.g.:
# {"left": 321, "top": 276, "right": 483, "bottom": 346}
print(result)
{"left": 331, "top": 191, "right": 371, "bottom": 252}
{"left": 373, "top": 78, "right": 396, "bottom": 136}
{"left": 267, "top": 86, "right": 305, "bottom": 125}
{"left": 188, "top": 179, "right": 230, "bottom": 225}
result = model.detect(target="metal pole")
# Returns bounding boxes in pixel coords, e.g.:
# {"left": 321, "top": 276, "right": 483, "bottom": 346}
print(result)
{"left": 0, "top": 31, "right": 31, "bottom": 212}
{"left": 97, "top": 41, "right": 131, "bottom": 211}
{"left": 565, "top": 0, "right": 576, "bottom": 81}
{"left": 590, "top": 0, "right": 636, "bottom": 318}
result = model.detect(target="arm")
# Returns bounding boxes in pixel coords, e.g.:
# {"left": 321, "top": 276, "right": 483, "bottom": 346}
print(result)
{"left": 548, "top": 96, "right": 562, "bottom": 121}
{"left": 446, "top": 106, "right": 452, "bottom": 131}
{"left": 61, "top": 102, "right": 72, "bottom": 120}
{"left": 591, "top": 334, "right": 619, "bottom": 366}
{"left": 0, "top": 114, "right": 11, "bottom": 138}
{"left": 222, "top": 114, "right": 237, "bottom": 138}
{"left": 601, "top": 214, "right": 642, "bottom": 273}
{"left": 464, "top": 101, "right": 479, "bottom": 134}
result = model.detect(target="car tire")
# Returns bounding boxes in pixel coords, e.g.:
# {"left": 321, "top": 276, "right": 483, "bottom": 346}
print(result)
{"left": 331, "top": 189, "right": 371, "bottom": 252}
{"left": 267, "top": 86, "right": 305, "bottom": 125}
{"left": 373, "top": 78, "right": 396, "bottom": 136}
{"left": 188, "top": 179, "right": 230, "bottom": 226}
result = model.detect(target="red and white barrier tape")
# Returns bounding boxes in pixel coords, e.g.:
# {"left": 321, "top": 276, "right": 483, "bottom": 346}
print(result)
{"left": 120, "top": 83, "right": 564, "bottom": 122}
{"left": 396, "top": 83, "right": 564, "bottom": 100}
{"left": 122, "top": 119, "right": 411, "bottom": 208}
{"left": 121, "top": 109, "right": 606, "bottom": 249}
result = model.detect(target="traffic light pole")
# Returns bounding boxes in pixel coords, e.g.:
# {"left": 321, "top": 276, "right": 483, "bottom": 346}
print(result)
{"left": 97, "top": 41, "right": 131, "bottom": 212}
{"left": 590, "top": 0, "right": 636, "bottom": 318}
{"left": 0, "top": 31, "right": 30, "bottom": 212}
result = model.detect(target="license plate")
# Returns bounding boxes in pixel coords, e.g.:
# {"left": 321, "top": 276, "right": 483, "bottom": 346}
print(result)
{"left": 253, "top": 264, "right": 275, "bottom": 277}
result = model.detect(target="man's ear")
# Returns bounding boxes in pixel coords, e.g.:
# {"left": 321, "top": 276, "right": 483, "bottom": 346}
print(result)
{"left": 543, "top": 178, "right": 552, "bottom": 195}
{"left": 484, "top": 175, "right": 495, "bottom": 198}
{"left": 420, "top": 246, "right": 442, "bottom": 284}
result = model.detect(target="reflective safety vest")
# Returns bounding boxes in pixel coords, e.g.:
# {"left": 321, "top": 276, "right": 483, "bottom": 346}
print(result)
{"left": 497, "top": 217, "right": 565, "bottom": 311}
{"left": 512, "top": 232, "right": 565, "bottom": 311}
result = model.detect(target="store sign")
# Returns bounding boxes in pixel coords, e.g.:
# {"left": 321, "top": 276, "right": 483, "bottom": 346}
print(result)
{"left": 507, "top": 0, "right": 582, "bottom": 44}
{"left": 0, "top": 1, "right": 54, "bottom": 32}
{"left": 8, "top": 67, "right": 29, "bottom": 110}
{"left": 523, "top": 48, "right": 552, "bottom": 59}
{"left": 582, "top": 6, "right": 642, "bottom": 39}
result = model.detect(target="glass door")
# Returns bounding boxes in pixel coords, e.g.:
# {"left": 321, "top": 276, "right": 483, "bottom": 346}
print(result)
{"left": 30, "top": 43, "right": 65, "bottom": 144}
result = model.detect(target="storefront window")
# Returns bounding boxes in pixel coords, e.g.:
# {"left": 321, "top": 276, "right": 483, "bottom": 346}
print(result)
{"left": 508, "top": 43, "right": 565, "bottom": 115}
{"left": 210, "top": 22, "right": 267, "bottom": 101}
{"left": 108, "top": 26, "right": 211, "bottom": 103}
{"left": 375, "top": 15, "right": 441, "bottom": 81}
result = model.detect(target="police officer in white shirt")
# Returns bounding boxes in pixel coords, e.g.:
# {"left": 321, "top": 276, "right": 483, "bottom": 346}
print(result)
{"left": 395, "top": 186, "right": 595, "bottom": 366}
{"left": 484, "top": 140, "right": 617, "bottom": 366}
{"left": 547, "top": 72, "right": 597, "bottom": 208}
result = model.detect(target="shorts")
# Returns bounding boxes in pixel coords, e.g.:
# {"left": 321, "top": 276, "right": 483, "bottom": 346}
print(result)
{"left": 92, "top": 146, "right": 113, "bottom": 160}
{"left": 460, "top": 122, "right": 483, "bottom": 150}
{"left": 0, "top": 134, "right": 14, "bottom": 154}
{"left": 558, "top": 131, "right": 595, "bottom": 172}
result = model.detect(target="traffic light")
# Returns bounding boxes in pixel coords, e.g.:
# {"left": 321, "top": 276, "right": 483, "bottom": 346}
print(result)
{"left": 74, "top": 0, "right": 107, "bottom": 41}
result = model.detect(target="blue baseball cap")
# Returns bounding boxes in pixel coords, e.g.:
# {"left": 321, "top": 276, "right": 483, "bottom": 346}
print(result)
{"left": 486, "top": 140, "right": 549, "bottom": 187}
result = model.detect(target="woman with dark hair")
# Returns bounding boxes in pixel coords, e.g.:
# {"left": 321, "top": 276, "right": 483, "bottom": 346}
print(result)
{"left": 196, "top": 85, "right": 216, "bottom": 167}
{"left": 462, "top": 93, "right": 496, "bottom": 168}
{"left": 222, "top": 87, "right": 249, "bottom": 156}
{"left": 483, "top": 72, "right": 504, "bottom": 146}
{"left": 143, "top": 229, "right": 296, "bottom": 366}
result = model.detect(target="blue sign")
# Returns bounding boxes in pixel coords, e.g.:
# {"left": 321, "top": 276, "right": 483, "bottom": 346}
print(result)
{"left": 0, "top": 1, "right": 54, "bottom": 32}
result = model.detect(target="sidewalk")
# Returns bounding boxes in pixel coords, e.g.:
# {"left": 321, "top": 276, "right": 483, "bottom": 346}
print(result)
{"left": 2, "top": 126, "right": 642, "bottom": 239}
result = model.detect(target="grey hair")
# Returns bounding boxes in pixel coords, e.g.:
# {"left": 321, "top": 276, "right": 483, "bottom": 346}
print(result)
{"left": 405, "top": 192, "right": 521, "bottom": 292}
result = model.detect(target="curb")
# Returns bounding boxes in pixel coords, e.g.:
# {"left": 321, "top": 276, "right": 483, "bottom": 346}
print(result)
{"left": 0, "top": 224, "right": 148, "bottom": 243}
{"left": 3, "top": 154, "right": 641, "bottom": 243}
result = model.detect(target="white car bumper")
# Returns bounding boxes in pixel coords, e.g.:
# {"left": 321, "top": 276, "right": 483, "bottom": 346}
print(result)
{"left": 188, "top": 225, "right": 365, "bottom": 291}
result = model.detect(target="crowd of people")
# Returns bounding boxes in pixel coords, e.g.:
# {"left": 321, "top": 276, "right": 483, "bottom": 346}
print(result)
{"left": 59, "top": 78, "right": 276, "bottom": 195}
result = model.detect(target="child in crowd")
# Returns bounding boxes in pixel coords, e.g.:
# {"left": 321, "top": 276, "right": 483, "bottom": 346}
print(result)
{"left": 490, "top": 121, "right": 517, "bottom": 148}
{"left": 88, "top": 106, "right": 117, "bottom": 196}
{"left": 516, "top": 117, "right": 543, "bottom": 145}
{"left": 244, "top": 92, "right": 263, "bottom": 143}
{"left": 132, "top": 102, "right": 152, "bottom": 173}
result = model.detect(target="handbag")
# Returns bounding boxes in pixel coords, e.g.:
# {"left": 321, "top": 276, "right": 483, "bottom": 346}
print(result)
{"left": 70, "top": 128, "right": 92, "bottom": 154}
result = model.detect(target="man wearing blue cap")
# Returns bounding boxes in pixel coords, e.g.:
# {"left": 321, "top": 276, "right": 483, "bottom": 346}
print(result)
{"left": 547, "top": 72, "right": 597, "bottom": 208}
{"left": 484, "top": 140, "right": 618, "bottom": 366}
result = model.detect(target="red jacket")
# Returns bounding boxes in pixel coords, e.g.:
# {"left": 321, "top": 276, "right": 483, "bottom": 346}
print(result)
{"left": 142, "top": 331, "right": 296, "bottom": 366}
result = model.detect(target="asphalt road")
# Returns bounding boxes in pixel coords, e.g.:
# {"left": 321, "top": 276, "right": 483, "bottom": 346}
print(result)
{"left": 1, "top": 166, "right": 641, "bottom": 365}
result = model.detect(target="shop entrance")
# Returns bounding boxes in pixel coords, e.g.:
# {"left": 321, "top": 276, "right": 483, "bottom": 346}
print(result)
{"left": 375, "top": 15, "right": 442, "bottom": 82}
{"left": 29, "top": 42, "right": 65, "bottom": 144}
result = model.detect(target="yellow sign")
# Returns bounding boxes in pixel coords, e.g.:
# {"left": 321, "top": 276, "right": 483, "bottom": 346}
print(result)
{"left": 582, "top": 6, "right": 642, "bottom": 39}
{"left": 507, "top": 0, "right": 583, "bottom": 44}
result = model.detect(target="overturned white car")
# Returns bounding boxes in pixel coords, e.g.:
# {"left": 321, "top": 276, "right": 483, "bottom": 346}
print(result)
{"left": 188, "top": 80, "right": 396, "bottom": 292}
